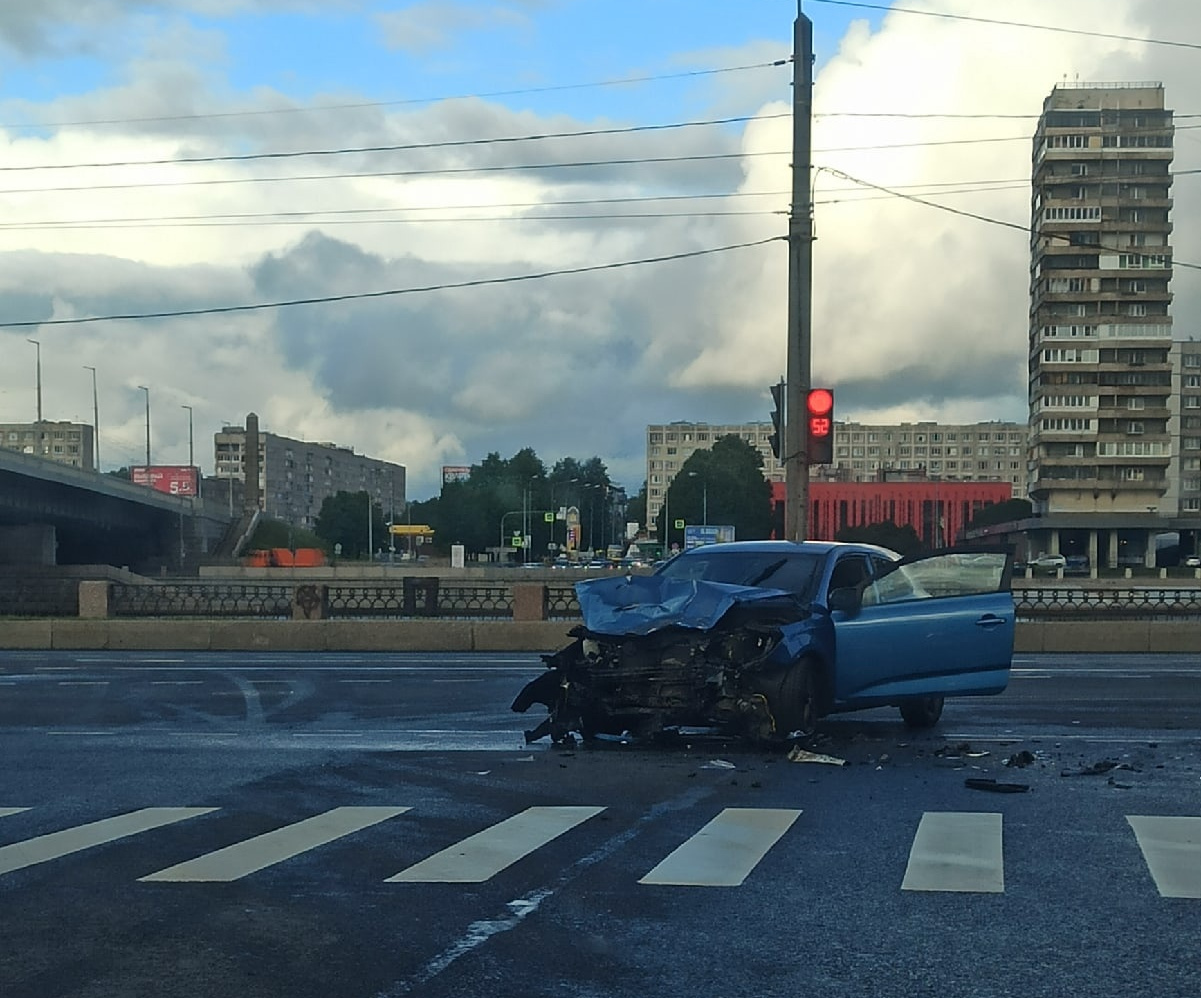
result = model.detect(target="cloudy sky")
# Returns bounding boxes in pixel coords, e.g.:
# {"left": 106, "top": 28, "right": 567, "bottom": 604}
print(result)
{"left": 1, "top": 0, "right": 1199, "bottom": 501}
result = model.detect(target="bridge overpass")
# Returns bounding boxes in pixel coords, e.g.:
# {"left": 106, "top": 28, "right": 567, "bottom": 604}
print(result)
{"left": 0, "top": 448, "right": 237, "bottom": 571}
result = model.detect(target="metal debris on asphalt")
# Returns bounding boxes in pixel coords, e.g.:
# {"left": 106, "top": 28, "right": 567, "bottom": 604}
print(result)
{"left": 787, "top": 746, "right": 846, "bottom": 766}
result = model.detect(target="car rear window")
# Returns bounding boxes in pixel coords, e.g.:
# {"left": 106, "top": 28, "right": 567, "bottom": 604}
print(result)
{"left": 656, "top": 551, "right": 823, "bottom": 598}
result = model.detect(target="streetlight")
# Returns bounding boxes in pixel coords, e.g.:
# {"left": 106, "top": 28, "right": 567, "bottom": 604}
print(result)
{"left": 180, "top": 404, "right": 194, "bottom": 468}
{"left": 83, "top": 366, "right": 99, "bottom": 471}
{"left": 137, "top": 385, "right": 151, "bottom": 465}
{"left": 688, "top": 471, "right": 708, "bottom": 526}
{"left": 27, "top": 339, "right": 42, "bottom": 424}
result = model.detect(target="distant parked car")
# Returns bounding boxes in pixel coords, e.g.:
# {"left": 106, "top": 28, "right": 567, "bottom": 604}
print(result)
{"left": 1064, "top": 555, "right": 1090, "bottom": 575}
{"left": 1185, "top": 555, "right": 1201, "bottom": 569}
{"left": 1032, "top": 553, "right": 1067, "bottom": 571}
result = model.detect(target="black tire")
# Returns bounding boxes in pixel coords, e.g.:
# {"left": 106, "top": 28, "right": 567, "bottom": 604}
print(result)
{"left": 899, "top": 696, "right": 944, "bottom": 728}
{"left": 776, "top": 658, "right": 821, "bottom": 739}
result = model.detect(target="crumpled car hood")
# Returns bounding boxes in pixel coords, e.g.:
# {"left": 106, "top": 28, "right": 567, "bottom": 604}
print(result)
{"left": 575, "top": 573, "right": 802, "bottom": 636}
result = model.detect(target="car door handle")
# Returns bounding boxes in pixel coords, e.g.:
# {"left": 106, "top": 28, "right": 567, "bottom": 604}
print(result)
{"left": 975, "top": 614, "right": 1006, "bottom": 628}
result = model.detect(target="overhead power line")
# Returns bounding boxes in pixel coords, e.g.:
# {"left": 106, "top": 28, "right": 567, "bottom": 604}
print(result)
{"left": 826, "top": 167, "right": 1201, "bottom": 271}
{"left": 0, "top": 151, "right": 788, "bottom": 197}
{"left": 810, "top": 1, "right": 1201, "bottom": 51}
{"left": 0, "top": 60, "right": 791, "bottom": 132}
{"left": 0, "top": 113, "right": 790, "bottom": 174}
{"left": 0, "top": 237, "right": 783, "bottom": 330}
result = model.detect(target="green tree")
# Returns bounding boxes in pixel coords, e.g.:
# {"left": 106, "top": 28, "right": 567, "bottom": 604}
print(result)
{"left": 835, "top": 521, "right": 923, "bottom": 556}
{"left": 314, "top": 490, "right": 388, "bottom": 559}
{"left": 967, "top": 498, "right": 1033, "bottom": 532}
{"left": 656, "top": 434, "right": 773, "bottom": 548}
{"left": 247, "top": 517, "right": 323, "bottom": 551}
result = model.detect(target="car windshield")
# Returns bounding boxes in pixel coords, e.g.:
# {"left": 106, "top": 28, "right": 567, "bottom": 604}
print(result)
{"left": 655, "top": 551, "right": 825, "bottom": 599}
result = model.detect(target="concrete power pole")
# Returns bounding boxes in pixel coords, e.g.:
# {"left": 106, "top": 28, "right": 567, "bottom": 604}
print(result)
{"left": 785, "top": 2, "right": 815, "bottom": 541}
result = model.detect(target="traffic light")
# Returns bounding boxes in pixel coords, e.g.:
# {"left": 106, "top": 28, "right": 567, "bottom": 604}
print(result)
{"left": 806, "top": 388, "right": 834, "bottom": 464}
{"left": 769, "top": 379, "right": 785, "bottom": 460}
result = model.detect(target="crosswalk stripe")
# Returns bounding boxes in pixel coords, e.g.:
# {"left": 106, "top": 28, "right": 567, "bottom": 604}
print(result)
{"left": 0, "top": 807, "right": 218, "bottom": 877}
{"left": 386, "top": 806, "right": 604, "bottom": 883}
{"left": 1127, "top": 815, "right": 1201, "bottom": 899}
{"left": 0, "top": 808, "right": 31, "bottom": 819}
{"left": 901, "top": 811, "right": 1004, "bottom": 893}
{"left": 638, "top": 807, "right": 802, "bottom": 887}
{"left": 140, "top": 806, "right": 411, "bottom": 882}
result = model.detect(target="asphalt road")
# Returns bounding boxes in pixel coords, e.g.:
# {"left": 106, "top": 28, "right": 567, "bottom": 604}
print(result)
{"left": 1, "top": 650, "right": 1199, "bottom": 998}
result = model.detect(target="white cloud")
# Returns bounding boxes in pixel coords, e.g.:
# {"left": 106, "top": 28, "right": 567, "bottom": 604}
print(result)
{"left": 2, "top": 0, "right": 1199, "bottom": 500}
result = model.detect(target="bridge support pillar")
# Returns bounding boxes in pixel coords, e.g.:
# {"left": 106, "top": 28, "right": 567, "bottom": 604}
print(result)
{"left": 0, "top": 525, "right": 56, "bottom": 566}
{"left": 79, "top": 581, "right": 110, "bottom": 619}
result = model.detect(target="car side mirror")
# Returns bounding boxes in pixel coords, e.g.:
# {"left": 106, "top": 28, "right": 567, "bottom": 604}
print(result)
{"left": 827, "top": 586, "right": 861, "bottom": 615}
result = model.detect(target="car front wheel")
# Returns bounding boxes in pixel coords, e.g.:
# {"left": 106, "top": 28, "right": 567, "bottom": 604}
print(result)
{"left": 776, "top": 658, "right": 821, "bottom": 739}
{"left": 899, "top": 696, "right": 944, "bottom": 728}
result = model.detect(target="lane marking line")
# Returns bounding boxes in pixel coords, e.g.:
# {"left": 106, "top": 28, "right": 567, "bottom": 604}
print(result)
{"left": 387, "top": 806, "right": 604, "bottom": 883}
{"left": 141, "top": 807, "right": 410, "bottom": 882}
{"left": 1127, "top": 815, "right": 1201, "bottom": 899}
{"left": 902, "top": 811, "right": 1004, "bottom": 893}
{"left": 0, "top": 808, "right": 31, "bottom": 818}
{"left": 0, "top": 808, "right": 217, "bottom": 877}
{"left": 639, "top": 807, "right": 802, "bottom": 887}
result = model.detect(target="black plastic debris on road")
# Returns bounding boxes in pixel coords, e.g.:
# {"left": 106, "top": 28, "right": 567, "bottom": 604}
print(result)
{"left": 964, "top": 777, "right": 1031, "bottom": 794}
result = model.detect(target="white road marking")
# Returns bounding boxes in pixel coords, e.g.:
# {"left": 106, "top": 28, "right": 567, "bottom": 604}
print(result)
{"left": 0, "top": 808, "right": 217, "bottom": 876}
{"left": 55, "top": 681, "right": 109, "bottom": 687}
{"left": 638, "top": 808, "right": 802, "bottom": 887}
{"left": 150, "top": 681, "right": 205, "bottom": 685}
{"left": 141, "top": 806, "right": 410, "bottom": 882}
{"left": 387, "top": 806, "right": 604, "bottom": 883}
{"left": 0, "top": 808, "right": 31, "bottom": 818}
{"left": 1127, "top": 815, "right": 1201, "bottom": 899}
{"left": 338, "top": 679, "right": 392, "bottom": 684}
{"left": 902, "top": 812, "right": 1004, "bottom": 893}
{"left": 45, "top": 731, "right": 116, "bottom": 736}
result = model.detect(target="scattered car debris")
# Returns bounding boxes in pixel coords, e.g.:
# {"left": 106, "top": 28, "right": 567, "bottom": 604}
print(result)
{"left": 702, "top": 759, "right": 737, "bottom": 770}
{"left": 1061, "top": 760, "right": 1136, "bottom": 778}
{"left": 787, "top": 746, "right": 846, "bottom": 766}
{"left": 964, "top": 777, "right": 1030, "bottom": 793}
{"left": 1107, "top": 776, "right": 1135, "bottom": 790}
{"left": 1004, "top": 750, "right": 1037, "bottom": 768}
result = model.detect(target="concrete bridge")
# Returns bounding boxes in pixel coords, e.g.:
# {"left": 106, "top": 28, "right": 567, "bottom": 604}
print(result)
{"left": 0, "top": 448, "right": 236, "bottom": 571}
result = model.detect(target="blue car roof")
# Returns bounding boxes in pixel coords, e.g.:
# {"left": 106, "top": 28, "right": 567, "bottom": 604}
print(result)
{"left": 670, "top": 540, "right": 898, "bottom": 559}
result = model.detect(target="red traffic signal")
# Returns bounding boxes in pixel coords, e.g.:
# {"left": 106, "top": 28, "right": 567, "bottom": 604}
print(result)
{"left": 806, "top": 388, "right": 834, "bottom": 464}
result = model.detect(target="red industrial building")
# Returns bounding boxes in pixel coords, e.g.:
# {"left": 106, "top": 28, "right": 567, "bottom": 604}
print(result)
{"left": 771, "top": 480, "right": 1014, "bottom": 547}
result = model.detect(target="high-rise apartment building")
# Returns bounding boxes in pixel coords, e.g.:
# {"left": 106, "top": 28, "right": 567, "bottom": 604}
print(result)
{"left": 0, "top": 421, "right": 96, "bottom": 471}
{"left": 214, "top": 425, "right": 405, "bottom": 529}
{"left": 1028, "top": 82, "right": 1175, "bottom": 515}
{"left": 645, "top": 419, "right": 1019, "bottom": 528}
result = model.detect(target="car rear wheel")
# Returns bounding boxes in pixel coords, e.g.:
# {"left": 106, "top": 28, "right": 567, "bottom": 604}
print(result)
{"left": 899, "top": 696, "right": 944, "bottom": 728}
{"left": 776, "top": 658, "right": 820, "bottom": 739}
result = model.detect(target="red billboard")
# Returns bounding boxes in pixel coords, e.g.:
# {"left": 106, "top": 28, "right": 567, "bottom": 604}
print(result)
{"left": 132, "top": 465, "right": 198, "bottom": 496}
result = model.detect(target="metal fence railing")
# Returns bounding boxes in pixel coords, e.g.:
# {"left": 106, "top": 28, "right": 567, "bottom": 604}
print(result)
{"left": 1, "top": 578, "right": 1200, "bottom": 621}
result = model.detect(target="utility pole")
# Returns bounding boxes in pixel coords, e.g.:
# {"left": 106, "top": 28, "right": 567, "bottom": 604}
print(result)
{"left": 138, "top": 385, "right": 151, "bottom": 465}
{"left": 83, "top": 366, "right": 99, "bottom": 471}
{"left": 785, "top": 1, "right": 815, "bottom": 540}
{"left": 27, "top": 339, "right": 42, "bottom": 424}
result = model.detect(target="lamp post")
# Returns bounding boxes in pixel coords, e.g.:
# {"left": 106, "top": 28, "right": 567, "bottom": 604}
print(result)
{"left": 83, "top": 366, "right": 99, "bottom": 471}
{"left": 180, "top": 405, "right": 194, "bottom": 468}
{"left": 27, "top": 339, "right": 42, "bottom": 425}
{"left": 137, "top": 385, "right": 151, "bottom": 465}
{"left": 688, "top": 470, "right": 708, "bottom": 526}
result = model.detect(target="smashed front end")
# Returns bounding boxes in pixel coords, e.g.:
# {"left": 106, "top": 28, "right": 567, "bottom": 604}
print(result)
{"left": 511, "top": 574, "right": 812, "bottom": 745}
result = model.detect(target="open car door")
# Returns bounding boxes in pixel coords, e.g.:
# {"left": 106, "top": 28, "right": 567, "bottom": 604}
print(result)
{"left": 828, "top": 548, "right": 1014, "bottom": 705}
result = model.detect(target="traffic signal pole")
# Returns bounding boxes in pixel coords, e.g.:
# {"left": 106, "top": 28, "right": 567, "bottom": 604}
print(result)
{"left": 785, "top": 2, "right": 815, "bottom": 541}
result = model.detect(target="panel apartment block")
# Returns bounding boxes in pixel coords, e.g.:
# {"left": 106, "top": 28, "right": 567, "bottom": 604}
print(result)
{"left": 1028, "top": 82, "right": 1175, "bottom": 515}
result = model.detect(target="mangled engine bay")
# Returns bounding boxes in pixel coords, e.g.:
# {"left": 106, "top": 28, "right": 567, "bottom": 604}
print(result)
{"left": 512, "top": 589, "right": 814, "bottom": 745}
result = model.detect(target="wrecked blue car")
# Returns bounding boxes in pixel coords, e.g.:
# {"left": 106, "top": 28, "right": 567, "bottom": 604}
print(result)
{"left": 512, "top": 541, "right": 1015, "bottom": 744}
